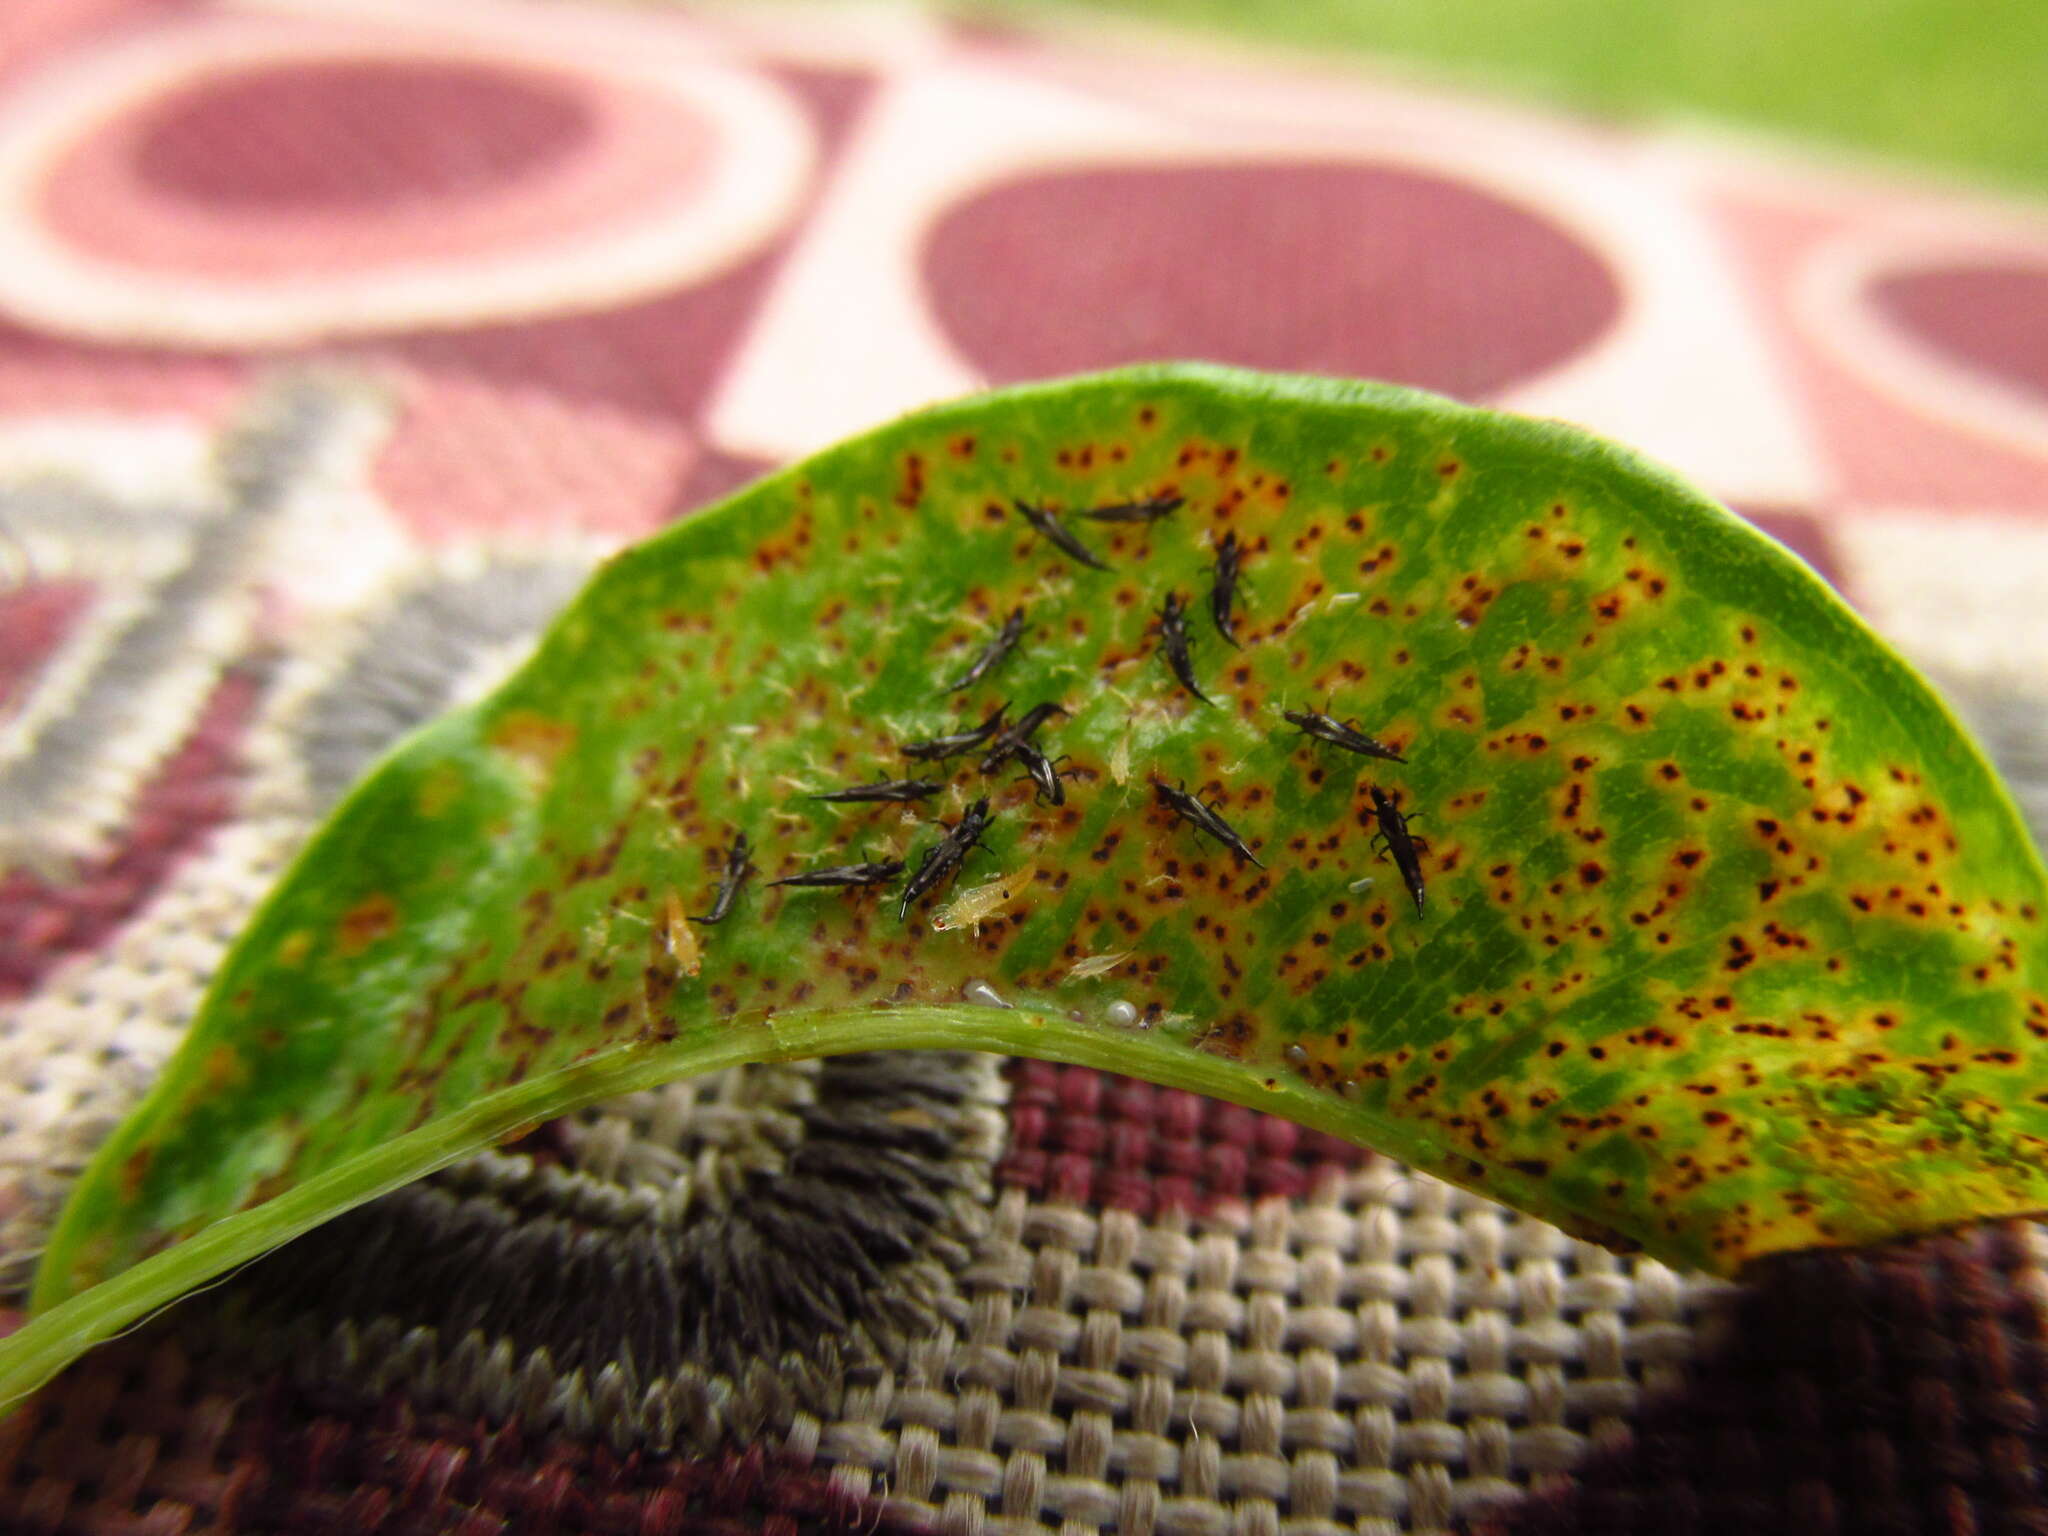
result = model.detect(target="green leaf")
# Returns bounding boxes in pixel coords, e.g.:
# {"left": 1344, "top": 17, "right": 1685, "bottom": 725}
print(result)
{"left": 8, "top": 363, "right": 2048, "bottom": 1411}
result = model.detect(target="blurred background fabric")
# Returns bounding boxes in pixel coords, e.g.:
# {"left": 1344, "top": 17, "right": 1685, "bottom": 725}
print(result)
{"left": 1, "top": 1, "right": 2046, "bottom": 1532}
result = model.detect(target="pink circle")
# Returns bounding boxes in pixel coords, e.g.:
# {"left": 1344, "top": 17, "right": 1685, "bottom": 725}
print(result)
{"left": 923, "top": 161, "right": 1621, "bottom": 399}
{"left": 131, "top": 60, "right": 592, "bottom": 210}
{"left": 1869, "top": 263, "right": 2048, "bottom": 405}
{"left": 37, "top": 55, "right": 718, "bottom": 282}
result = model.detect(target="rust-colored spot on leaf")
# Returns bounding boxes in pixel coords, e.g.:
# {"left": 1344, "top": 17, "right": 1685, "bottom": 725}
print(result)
{"left": 116, "top": 1147, "right": 154, "bottom": 1202}
{"left": 488, "top": 711, "right": 576, "bottom": 783}
{"left": 336, "top": 894, "right": 398, "bottom": 957}
{"left": 896, "top": 452, "right": 926, "bottom": 508}
{"left": 203, "top": 1046, "right": 247, "bottom": 1090}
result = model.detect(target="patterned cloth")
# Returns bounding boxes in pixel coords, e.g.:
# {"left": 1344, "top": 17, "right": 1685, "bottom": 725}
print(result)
{"left": 1, "top": 2, "right": 2046, "bottom": 1532}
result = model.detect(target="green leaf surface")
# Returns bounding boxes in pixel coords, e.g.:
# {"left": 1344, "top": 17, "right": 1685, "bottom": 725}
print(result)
{"left": 9, "top": 364, "right": 2048, "bottom": 1409}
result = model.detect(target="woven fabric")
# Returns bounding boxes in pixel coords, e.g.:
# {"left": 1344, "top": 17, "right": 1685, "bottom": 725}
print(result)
{"left": 1479, "top": 1221, "right": 2048, "bottom": 1536}
{"left": 1, "top": 2, "right": 2046, "bottom": 1533}
{"left": 3, "top": 1085, "right": 1729, "bottom": 1534}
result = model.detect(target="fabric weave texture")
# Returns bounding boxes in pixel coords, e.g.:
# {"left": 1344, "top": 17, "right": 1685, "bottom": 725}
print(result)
{"left": 3, "top": 2, "right": 2048, "bottom": 1531}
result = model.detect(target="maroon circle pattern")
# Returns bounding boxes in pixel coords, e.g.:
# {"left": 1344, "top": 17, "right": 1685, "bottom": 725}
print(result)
{"left": 132, "top": 60, "right": 593, "bottom": 210}
{"left": 1869, "top": 263, "right": 2048, "bottom": 406}
{"left": 922, "top": 160, "right": 1623, "bottom": 400}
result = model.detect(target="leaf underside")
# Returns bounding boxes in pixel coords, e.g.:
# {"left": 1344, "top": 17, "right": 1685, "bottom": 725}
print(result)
{"left": 9, "top": 364, "right": 2048, "bottom": 1409}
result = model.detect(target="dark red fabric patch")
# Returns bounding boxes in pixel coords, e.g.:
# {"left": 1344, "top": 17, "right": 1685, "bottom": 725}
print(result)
{"left": 1472, "top": 1221, "right": 2048, "bottom": 1536}
{"left": 999, "top": 1059, "right": 1366, "bottom": 1214}
{"left": 6, "top": 1343, "right": 889, "bottom": 1536}
{"left": 133, "top": 60, "right": 594, "bottom": 211}
{"left": 0, "top": 668, "right": 257, "bottom": 1000}
{"left": 1871, "top": 264, "right": 2048, "bottom": 406}
{"left": 922, "top": 161, "right": 1621, "bottom": 401}
{"left": 0, "top": 579, "right": 93, "bottom": 716}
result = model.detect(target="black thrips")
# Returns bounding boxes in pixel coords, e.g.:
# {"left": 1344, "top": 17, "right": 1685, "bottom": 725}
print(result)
{"left": 691, "top": 830, "right": 754, "bottom": 924}
{"left": 900, "top": 798, "right": 994, "bottom": 919}
{"left": 1014, "top": 744, "right": 1069, "bottom": 806}
{"left": 1157, "top": 590, "right": 1211, "bottom": 704}
{"left": 979, "top": 701, "right": 1068, "bottom": 772}
{"left": 1079, "top": 494, "right": 1182, "bottom": 524}
{"left": 1014, "top": 499, "right": 1109, "bottom": 571}
{"left": 902, "top": 702, "right": 1009, "bottom": 761}
{"left": 1153, "top": 781, "right": 1263, "bottom": 867}
{"left": 1210, "top": 530, "right": 1246, "bottom": 647}
{"left": 812, "top": 778, "right": 943, "bottom": 803}
{"left": 944, "top": 605, "right": 1026, "bottom": 694}
{"left": 1368, "top": 785, "right": 1429, "bottom": 917}
{"left": 1282, "top": 708, "right": 1406, "bottom": 763}
{"left": 769, "top": 860, "right": 906, "bottom": 889}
